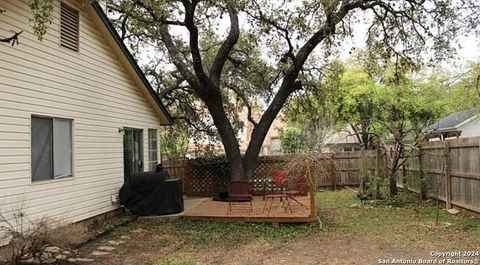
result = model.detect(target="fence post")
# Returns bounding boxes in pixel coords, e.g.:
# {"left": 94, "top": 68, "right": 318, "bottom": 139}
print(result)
{"left": 330, "top": 154, "right": 337, "bottom": 191}
{"left": 372, "top": 147, "right": 381, "bottom": 199}
{"left": 418, "top": 146, "right": 427, "bottom": 200}
{"left": 359, "top": 147, "right": 367, "bottom": 193}
{"left": 444, "top": 141, "right": 452, "bottom": 209}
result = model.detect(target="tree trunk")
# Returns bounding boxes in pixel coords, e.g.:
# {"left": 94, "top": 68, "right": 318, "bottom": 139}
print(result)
{"left": 201, "top": 89, "right": 246, "bottom": 180}
{"left": 388, "top": 147, "right": 400, "bottom": 197}
{"left": 418, "top": 147, "right": 427, "bottom": 200}
{"left": 370, "top": 147, "right": 381, "bottom": 199}
{"left": 388, "top": 168, "right": 398, "bottom": 197}
{"left": 242, "top": 79, "right": 302, "bottom": 179}
{"left": 359, "top": 147, "right": 367, "bottom": 193}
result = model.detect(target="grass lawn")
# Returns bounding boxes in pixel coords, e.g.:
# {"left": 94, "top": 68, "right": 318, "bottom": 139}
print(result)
{"left": 77, "top": 190, "right": 480, "bottom": 265}
{"left": 319, "top": 190, "right": 480, "bottom": 249}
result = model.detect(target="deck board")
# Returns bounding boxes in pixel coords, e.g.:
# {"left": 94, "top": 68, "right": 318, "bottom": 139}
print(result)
{"left": 184, "top": 196, "right": 316, "bottom": 223}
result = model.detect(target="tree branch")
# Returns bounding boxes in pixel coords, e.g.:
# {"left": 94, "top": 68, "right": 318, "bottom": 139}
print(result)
{"left": 0, "top": 31, "right": 23, "bottom": 46}
{"left": 182, "top": 0, "right": 212, "bottom": 88}
{"left": 209, "top": 5, "right": 240, "bottom": 86}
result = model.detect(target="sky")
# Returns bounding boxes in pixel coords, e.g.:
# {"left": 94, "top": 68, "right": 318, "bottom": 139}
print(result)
{"left": 337, "top": 26, "right": 480, "bottom": 71}
{"left": 128, "top": 1, "right": 480, "bottom": 80}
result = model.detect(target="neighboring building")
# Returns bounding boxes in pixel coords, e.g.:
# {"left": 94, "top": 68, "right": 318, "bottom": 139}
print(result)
{"left": 239, "top": 111, "right": 286, "bottom": 156}
{"left": 185, "top": 109, "right": 286, "bottom": 158}
{"left": 323, "top": 126, "right": 361, "bottom": 153}
{"left": 0, "top": 0, "right": 172, "bottom": 226}
{"left": 426, "top": 109, "right": 480, "bottom": 141}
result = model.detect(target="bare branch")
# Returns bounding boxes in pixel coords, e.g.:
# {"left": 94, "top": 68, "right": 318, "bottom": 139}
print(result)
{"left": 0, "top": 31, "right": 23, "bottom": 46}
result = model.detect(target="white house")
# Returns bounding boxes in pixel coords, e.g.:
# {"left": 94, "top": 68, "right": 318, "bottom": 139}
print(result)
{"left": 427, "top": 109, "right": 480, "bottom": 141}
{"left": 0, "top": 0, "right": 172, "bottom": 226}
{"left": 323, "top": 126, "right": 361, "bottom": 153}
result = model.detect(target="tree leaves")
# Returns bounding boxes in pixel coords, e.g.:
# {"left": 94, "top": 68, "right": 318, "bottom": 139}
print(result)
{"left": 27, "top": 0, "right": 53, "bottom": 41}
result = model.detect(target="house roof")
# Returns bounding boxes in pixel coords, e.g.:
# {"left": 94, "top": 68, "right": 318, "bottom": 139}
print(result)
{"left": 427, "top": 109, "right": 478, "bottom": 132}
{"left": 90, "top": 1, "right": 173, "bottom": 125}
{"left": 324, "top": 126, "right": 360, "bottom": 145}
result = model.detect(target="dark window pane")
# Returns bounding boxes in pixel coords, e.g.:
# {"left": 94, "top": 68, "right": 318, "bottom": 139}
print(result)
{"left": 123, "top": 129, "right": 133, "bottom": 177}
{"left": 133, "top": 130, "right": 143, "bottom": 172}
{"left": 31, "top": 117, "right": 53, "bottom": 181}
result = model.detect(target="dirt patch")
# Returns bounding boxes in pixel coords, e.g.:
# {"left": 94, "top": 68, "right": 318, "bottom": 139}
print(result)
{"left": 74, "top": 233, "right": 436, "bottom": 265}
{"left": 215, "top": 235, "right": 425, "bottom": 265}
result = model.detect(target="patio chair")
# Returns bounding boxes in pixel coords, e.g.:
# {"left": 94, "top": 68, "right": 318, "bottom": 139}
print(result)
{"left": 227, "top": 180, "right": 253, "bottom": 214}
{"left": 263, "top": 169, "right": 288, "bottom": 200}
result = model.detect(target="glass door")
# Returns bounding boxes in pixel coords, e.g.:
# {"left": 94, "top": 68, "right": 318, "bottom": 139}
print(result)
{"left": 123, "top": 128, "right": 144, "bottom": 179}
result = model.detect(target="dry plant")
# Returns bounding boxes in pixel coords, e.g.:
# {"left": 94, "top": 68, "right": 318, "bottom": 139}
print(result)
{"left": 283, "top": 153, "right": 340, "bottom": 216}
{"left": 0, "top": 207, "right": 88, "bottom": 264}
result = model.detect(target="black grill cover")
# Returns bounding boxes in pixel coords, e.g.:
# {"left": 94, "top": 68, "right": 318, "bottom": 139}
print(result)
{"left": 119, "top": 172, "right": 184, "bottom": 216}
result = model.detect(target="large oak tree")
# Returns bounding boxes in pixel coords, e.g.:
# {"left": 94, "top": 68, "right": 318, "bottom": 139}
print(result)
{"left": 110, "top": 0, "right": 479, "bottom": 180}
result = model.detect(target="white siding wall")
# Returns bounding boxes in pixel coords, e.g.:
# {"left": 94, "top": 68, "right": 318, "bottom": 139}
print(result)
{"left": 0, "top": 0, "right": 162, "bottom": 224}
{"left": 459, "top": 118, "right": 480, "bottom": 138}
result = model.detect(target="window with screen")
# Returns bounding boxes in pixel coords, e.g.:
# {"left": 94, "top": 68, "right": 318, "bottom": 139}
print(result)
{"left": 31, "top": 116, "right": 73, "bottom": 181}
{"left": 148, "top": 129, "right": 158, "bottom": 171}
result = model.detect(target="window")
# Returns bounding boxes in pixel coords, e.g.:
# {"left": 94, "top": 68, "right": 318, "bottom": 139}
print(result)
{"left": 60, "top": 2, "right": 79, "bottom": 52}
{"left": 31, "top": 116, "right": 73, "bottom": 181}
{"left": 343, "top": 147, "right": 352, "bottom": 152}
{"left": 148, "top": 129, "right": 158, "bottom": 171}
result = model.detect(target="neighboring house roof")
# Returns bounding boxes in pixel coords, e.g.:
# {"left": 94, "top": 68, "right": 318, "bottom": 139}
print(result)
{"left": 90, "top": 1, "right": 173, "bottom": 125}
{"left": 427, "top": 109, "right": 478, "bottom": 132}
{"left": 324, "top": 126, "right": 360, "bottom": 145}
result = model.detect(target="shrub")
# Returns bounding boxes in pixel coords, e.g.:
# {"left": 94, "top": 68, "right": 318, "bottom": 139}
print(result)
{"left": 0, "top": 210, "right": 87, "bottom": 264}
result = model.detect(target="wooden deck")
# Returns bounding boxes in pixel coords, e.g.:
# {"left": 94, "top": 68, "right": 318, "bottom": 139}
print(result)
{"left": 184, "top": 196, "right": 317, "bottom": 224}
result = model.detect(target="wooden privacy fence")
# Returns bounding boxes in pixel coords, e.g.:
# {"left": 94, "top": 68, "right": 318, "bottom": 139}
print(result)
{"left": 400, "top": 137, "right": 480, "bottom": 214}
{"left": 162, "top": 152, "right": 379, "bottom": 197}
{"left": 163, "top": 137, "right": 480, "bottom": 215}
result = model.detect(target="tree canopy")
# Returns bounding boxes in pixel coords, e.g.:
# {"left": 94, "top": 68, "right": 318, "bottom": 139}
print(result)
{"left": 108, "top": 0, "right": 480, "bottom": 180}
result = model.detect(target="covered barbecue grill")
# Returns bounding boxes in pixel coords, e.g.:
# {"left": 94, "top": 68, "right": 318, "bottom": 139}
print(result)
{"left": 119, "top": 171, "right": 184, "bottom": 216}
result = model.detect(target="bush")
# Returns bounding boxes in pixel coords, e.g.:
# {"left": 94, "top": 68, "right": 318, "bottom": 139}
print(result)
{"left": 0, "top": 210, "right": 87, "bottom": 264}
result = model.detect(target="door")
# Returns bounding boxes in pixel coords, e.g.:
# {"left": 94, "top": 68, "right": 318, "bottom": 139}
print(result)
{"left": 123, "top": 128, "right": 144, "bottom": 178}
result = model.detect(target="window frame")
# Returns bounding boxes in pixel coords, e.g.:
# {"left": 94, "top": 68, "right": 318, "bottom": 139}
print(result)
{"left": 59, "top": 1, "right": 80, "bottom": 53}
{"left": 31, "top": 115, "right": 74, "bottom": 183}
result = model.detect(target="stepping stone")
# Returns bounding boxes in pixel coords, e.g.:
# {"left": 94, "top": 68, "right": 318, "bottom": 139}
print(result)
{"left": 120, "top": 235, "right": 131, "bottom": 240}
{"left": 42, "top": 258, "right": 56, "bottom": 264}
{"left": 44, "top": 246, "right": 61, "bottom": 253}
{"left": 55, "top": 254, "right": 67, "bottom": 260}
{"left": 91, "top": 251, "right": 110, "bottom": 256}
{"left": 97, "top": 246, "right": 116, "bottom": 251}
{"left": 447, "top": 208, "right": 460, "bottom": 215}
{"left": 68, "top": 258, "right": 94, "bottom": 262}
{"left": 108, "top": 240, "right": 126, "bottom": 245}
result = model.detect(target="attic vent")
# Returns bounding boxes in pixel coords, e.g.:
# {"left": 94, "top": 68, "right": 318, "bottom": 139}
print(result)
{"left": 60, "top": 2, "right": 79, "bottom": 52}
